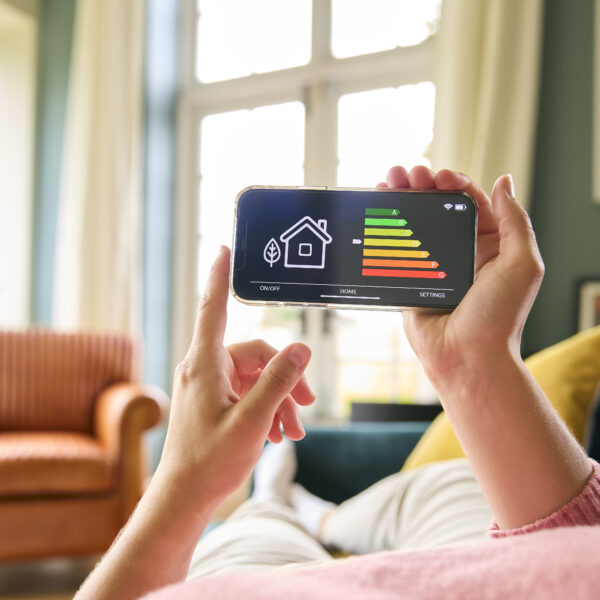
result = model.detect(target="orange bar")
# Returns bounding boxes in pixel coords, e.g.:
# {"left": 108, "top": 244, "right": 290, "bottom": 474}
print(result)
{"left": 363, "top": 259, "right": 439, "bottom": 269}
{"left": 362, "top": 268, "right": 447, "bottom": 279}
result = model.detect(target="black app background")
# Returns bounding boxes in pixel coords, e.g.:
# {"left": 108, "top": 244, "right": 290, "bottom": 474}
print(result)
{"left": 232, "top": 188, "right": 476, "bottom": 309}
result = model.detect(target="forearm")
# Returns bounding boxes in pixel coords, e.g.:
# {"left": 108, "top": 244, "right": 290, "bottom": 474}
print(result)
{"left": 431, "top": 351, "right": 592, "bottom": 530}
{"left": 75, "top": 468, "right": 218, "bottom": 600}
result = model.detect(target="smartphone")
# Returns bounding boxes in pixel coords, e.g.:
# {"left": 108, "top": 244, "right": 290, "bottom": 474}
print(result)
{"left": 231, "top": 186, "right": 477, "bottom": 311}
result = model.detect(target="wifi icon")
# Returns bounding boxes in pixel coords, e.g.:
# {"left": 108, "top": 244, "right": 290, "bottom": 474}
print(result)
{"left": 444, "top": 203, "right": 453, "bottom": 210}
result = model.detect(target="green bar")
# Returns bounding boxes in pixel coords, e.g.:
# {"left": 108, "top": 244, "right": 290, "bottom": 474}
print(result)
{"left": 364, "top": 218, "right": 407, "bottom": 226}
{"left": 365, "top": 208, "right": 401, "bottom": 216}
{"left": 364, "top": 228, "right": 412, "bottom": 237}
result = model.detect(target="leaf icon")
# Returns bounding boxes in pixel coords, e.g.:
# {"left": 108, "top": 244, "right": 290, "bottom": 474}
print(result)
{"left": 263, "top": 238, "right": 281, "bottom": 267}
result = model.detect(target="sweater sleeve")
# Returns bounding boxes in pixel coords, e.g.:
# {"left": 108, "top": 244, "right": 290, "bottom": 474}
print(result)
{"left": 489, "top": 458, "right": 600, "bottom": 538}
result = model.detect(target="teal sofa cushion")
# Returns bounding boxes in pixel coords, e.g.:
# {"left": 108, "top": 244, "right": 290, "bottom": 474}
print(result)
{"left": 295, "top": 422, "right": 429, "bottom": 504}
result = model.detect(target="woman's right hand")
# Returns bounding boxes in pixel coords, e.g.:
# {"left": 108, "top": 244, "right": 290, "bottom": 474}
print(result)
{"left": 378, "top": 166, "right": 592, "bottom": 531}
{"left": 378, "top": 166, "right": 545, "bottom": 388}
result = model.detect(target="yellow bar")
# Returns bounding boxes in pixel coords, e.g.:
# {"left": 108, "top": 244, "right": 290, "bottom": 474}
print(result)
{"left": 364, "top": 228, "right": 413, "bottom": 237}
{"left": 364, "top": 238, "right": 421, "bottom": 248}
{"left": 363, "top": 248, "right": 430, "bottom": 258}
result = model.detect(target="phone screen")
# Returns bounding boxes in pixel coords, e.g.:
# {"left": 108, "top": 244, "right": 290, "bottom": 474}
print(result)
{"left": 232, "top": 187, "right": 477, "bottom": 310}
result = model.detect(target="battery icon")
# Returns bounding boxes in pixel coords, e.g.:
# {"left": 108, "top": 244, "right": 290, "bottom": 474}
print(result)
{"left": 455, "top": 203, "right": 467, "bottom": 211}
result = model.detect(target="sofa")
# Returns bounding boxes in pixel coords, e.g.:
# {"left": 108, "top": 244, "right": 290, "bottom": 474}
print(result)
{"left": 293, "top": 325, "right": 600, "bottom": 504}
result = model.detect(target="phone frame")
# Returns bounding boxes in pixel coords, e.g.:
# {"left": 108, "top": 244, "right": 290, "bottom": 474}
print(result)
{"left": 230, "top": 185, "right": 478, "bottom": 312}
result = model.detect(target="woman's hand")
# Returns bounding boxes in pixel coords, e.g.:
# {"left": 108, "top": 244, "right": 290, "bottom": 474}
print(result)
{"left": 377, "top": 165, "right": 545, "bottom": 387}
{"left": 377, "top": 166, "right": 591, "bottom": 530}
{"left": 157, "top": 245, "right": 315, "bottom": 514}
{"left": 75, "top": 246, "right": 315, "bottom": 600}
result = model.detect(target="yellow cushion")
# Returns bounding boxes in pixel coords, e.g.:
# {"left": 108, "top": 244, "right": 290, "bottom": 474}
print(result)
{"left": 402, "top": 325, "right": 600, "bottom": 471}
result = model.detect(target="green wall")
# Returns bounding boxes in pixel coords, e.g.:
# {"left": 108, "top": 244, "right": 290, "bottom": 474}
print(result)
{"left": 524, "top": 0, "right": 600, "bottom": 355}
{"left": 31, "top": 0, "right": 76, "bottom": 325}
{"left": 31, "top": 0, "right": 178, "bottom": 391}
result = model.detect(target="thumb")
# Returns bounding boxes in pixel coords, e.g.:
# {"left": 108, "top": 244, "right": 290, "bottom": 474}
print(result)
{"left": 490, "top": 174, "right": 544, "bottom": 302}
{"left": 237, "top": 343, "right": 311, "bottom": 426}
{"left": 491, "top": 174, "right": 540, "bottom": 262}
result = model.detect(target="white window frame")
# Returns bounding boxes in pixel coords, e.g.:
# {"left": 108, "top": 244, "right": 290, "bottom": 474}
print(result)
{"left": 172, "top": 0, "right": 436, "bottom": 374}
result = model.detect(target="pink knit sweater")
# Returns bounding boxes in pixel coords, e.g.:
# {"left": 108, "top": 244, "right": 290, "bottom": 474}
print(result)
{"left": 146, "top": 461, "right": 600, "bottom": 600}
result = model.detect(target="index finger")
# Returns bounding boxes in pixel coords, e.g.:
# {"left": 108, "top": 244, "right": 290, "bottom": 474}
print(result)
{"left": 190, "top": 245, "right": 231, "bottom": 352}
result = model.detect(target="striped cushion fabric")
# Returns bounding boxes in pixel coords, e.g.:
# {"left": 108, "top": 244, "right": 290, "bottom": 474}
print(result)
{"left": 0, "top": 330, "right": 138, "bottom": 433}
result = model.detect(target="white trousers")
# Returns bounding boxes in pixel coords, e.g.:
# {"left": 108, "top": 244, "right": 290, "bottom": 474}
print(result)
{"left": 187, "top": 459, "right": 492, "bottom": 580}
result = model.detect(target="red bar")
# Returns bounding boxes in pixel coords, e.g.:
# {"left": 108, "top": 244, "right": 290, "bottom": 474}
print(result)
{"left": 362, "top": 268, "right": 447, "bottom": 279}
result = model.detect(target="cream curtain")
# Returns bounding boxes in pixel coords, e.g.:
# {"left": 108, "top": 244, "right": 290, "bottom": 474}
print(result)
{"left": 431, "top": 0, "right": 544, "bottom": 209}
{"left": 53, "top": 0, "right": 145, "bottom": 333}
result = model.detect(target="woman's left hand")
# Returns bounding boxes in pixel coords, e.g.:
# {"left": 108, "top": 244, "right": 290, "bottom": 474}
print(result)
{"left": 157, "top": 246, "right": 315, "bottom": 515}
{"left": 75, "top": 246, "right": 315, "bottom": 600}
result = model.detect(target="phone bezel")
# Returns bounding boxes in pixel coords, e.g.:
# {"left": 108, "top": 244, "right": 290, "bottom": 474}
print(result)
{"left": 230, "top": 185, "right": 478, "bottom": 312}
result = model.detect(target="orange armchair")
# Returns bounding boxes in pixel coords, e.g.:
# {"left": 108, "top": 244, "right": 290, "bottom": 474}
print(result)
{"left": 0, "top": 329, "right": 168, "bottom": 561}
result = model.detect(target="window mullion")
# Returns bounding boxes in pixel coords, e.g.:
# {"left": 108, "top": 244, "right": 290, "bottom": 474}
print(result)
{"left": 305, "top": 0, "right": 336, "bottom": 187}
{"left": 300, "top": 0, "right": 340, "bottom": 422}
{"left": 302, "top": 75, "right": 340, "bottom": 420}
{"left": 182, "top": 40, "right": 433, "bottom": 114}
{"left": 303, "top": 82, "right": 338, "bottom": 187}
{"left": 180, "top": 0, "right": 198, "bottom": 89}
{"left": 311, "top": 0, "right": 332, "bottom": 62}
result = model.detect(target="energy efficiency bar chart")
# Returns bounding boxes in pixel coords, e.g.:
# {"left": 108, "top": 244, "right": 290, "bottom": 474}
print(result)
{"left": 361, "top": 208, "right": 447, "bottom": 280}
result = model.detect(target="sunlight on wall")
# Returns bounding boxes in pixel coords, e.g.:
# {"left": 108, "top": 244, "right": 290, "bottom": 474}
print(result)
{"left": 0, "top": 1, "right": 36, "bottom": 327}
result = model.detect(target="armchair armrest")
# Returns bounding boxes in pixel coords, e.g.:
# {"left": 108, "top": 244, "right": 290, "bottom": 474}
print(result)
{"left": 94, "top": 382, "right": 168, "bottom": 457}
{"left": 94, "top": 382, "right": 169, "bottom": 517}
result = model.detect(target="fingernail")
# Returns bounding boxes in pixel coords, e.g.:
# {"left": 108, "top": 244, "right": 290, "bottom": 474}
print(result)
{"left": 286, "top": 344, "right": 311, "bottom": 369}
{"left": 210, "top": 246, "right": 225, "bottom": 268}
{"left": 506, "top": 174, "right": 516, "bottom": 199}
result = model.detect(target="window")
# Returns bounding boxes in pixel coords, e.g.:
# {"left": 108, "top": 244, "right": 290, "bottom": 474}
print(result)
{"left": 175, "top": 0, "right": 442, "bottom": 418}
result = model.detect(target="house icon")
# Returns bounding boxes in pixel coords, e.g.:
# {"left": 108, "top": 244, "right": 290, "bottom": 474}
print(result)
{"left": 279, "top": 216, "right": 332, "bottom": 269}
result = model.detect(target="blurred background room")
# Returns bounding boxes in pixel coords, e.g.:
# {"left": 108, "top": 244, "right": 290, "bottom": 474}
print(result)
{"left": 1, "top": 0, "right": 599, "bottom": 597}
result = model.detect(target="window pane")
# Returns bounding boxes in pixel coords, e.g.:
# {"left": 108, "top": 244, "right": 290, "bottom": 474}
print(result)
{"left": 337, "top": 82, "right": 435, "bottom": 187}
{"left": 332, "top": 0, "right": 442, "bottom": 58}
{"left": 198, "top": 101, "right": 305, "bottom": 346}
{"left": 335, "top": 82, "right": 438, "bottom": 413}
{"left": 196, "top": 0, "right": 311, "bottom": 82}
{"left": 336, "top": 311, "right": 436, "bottom": 413}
